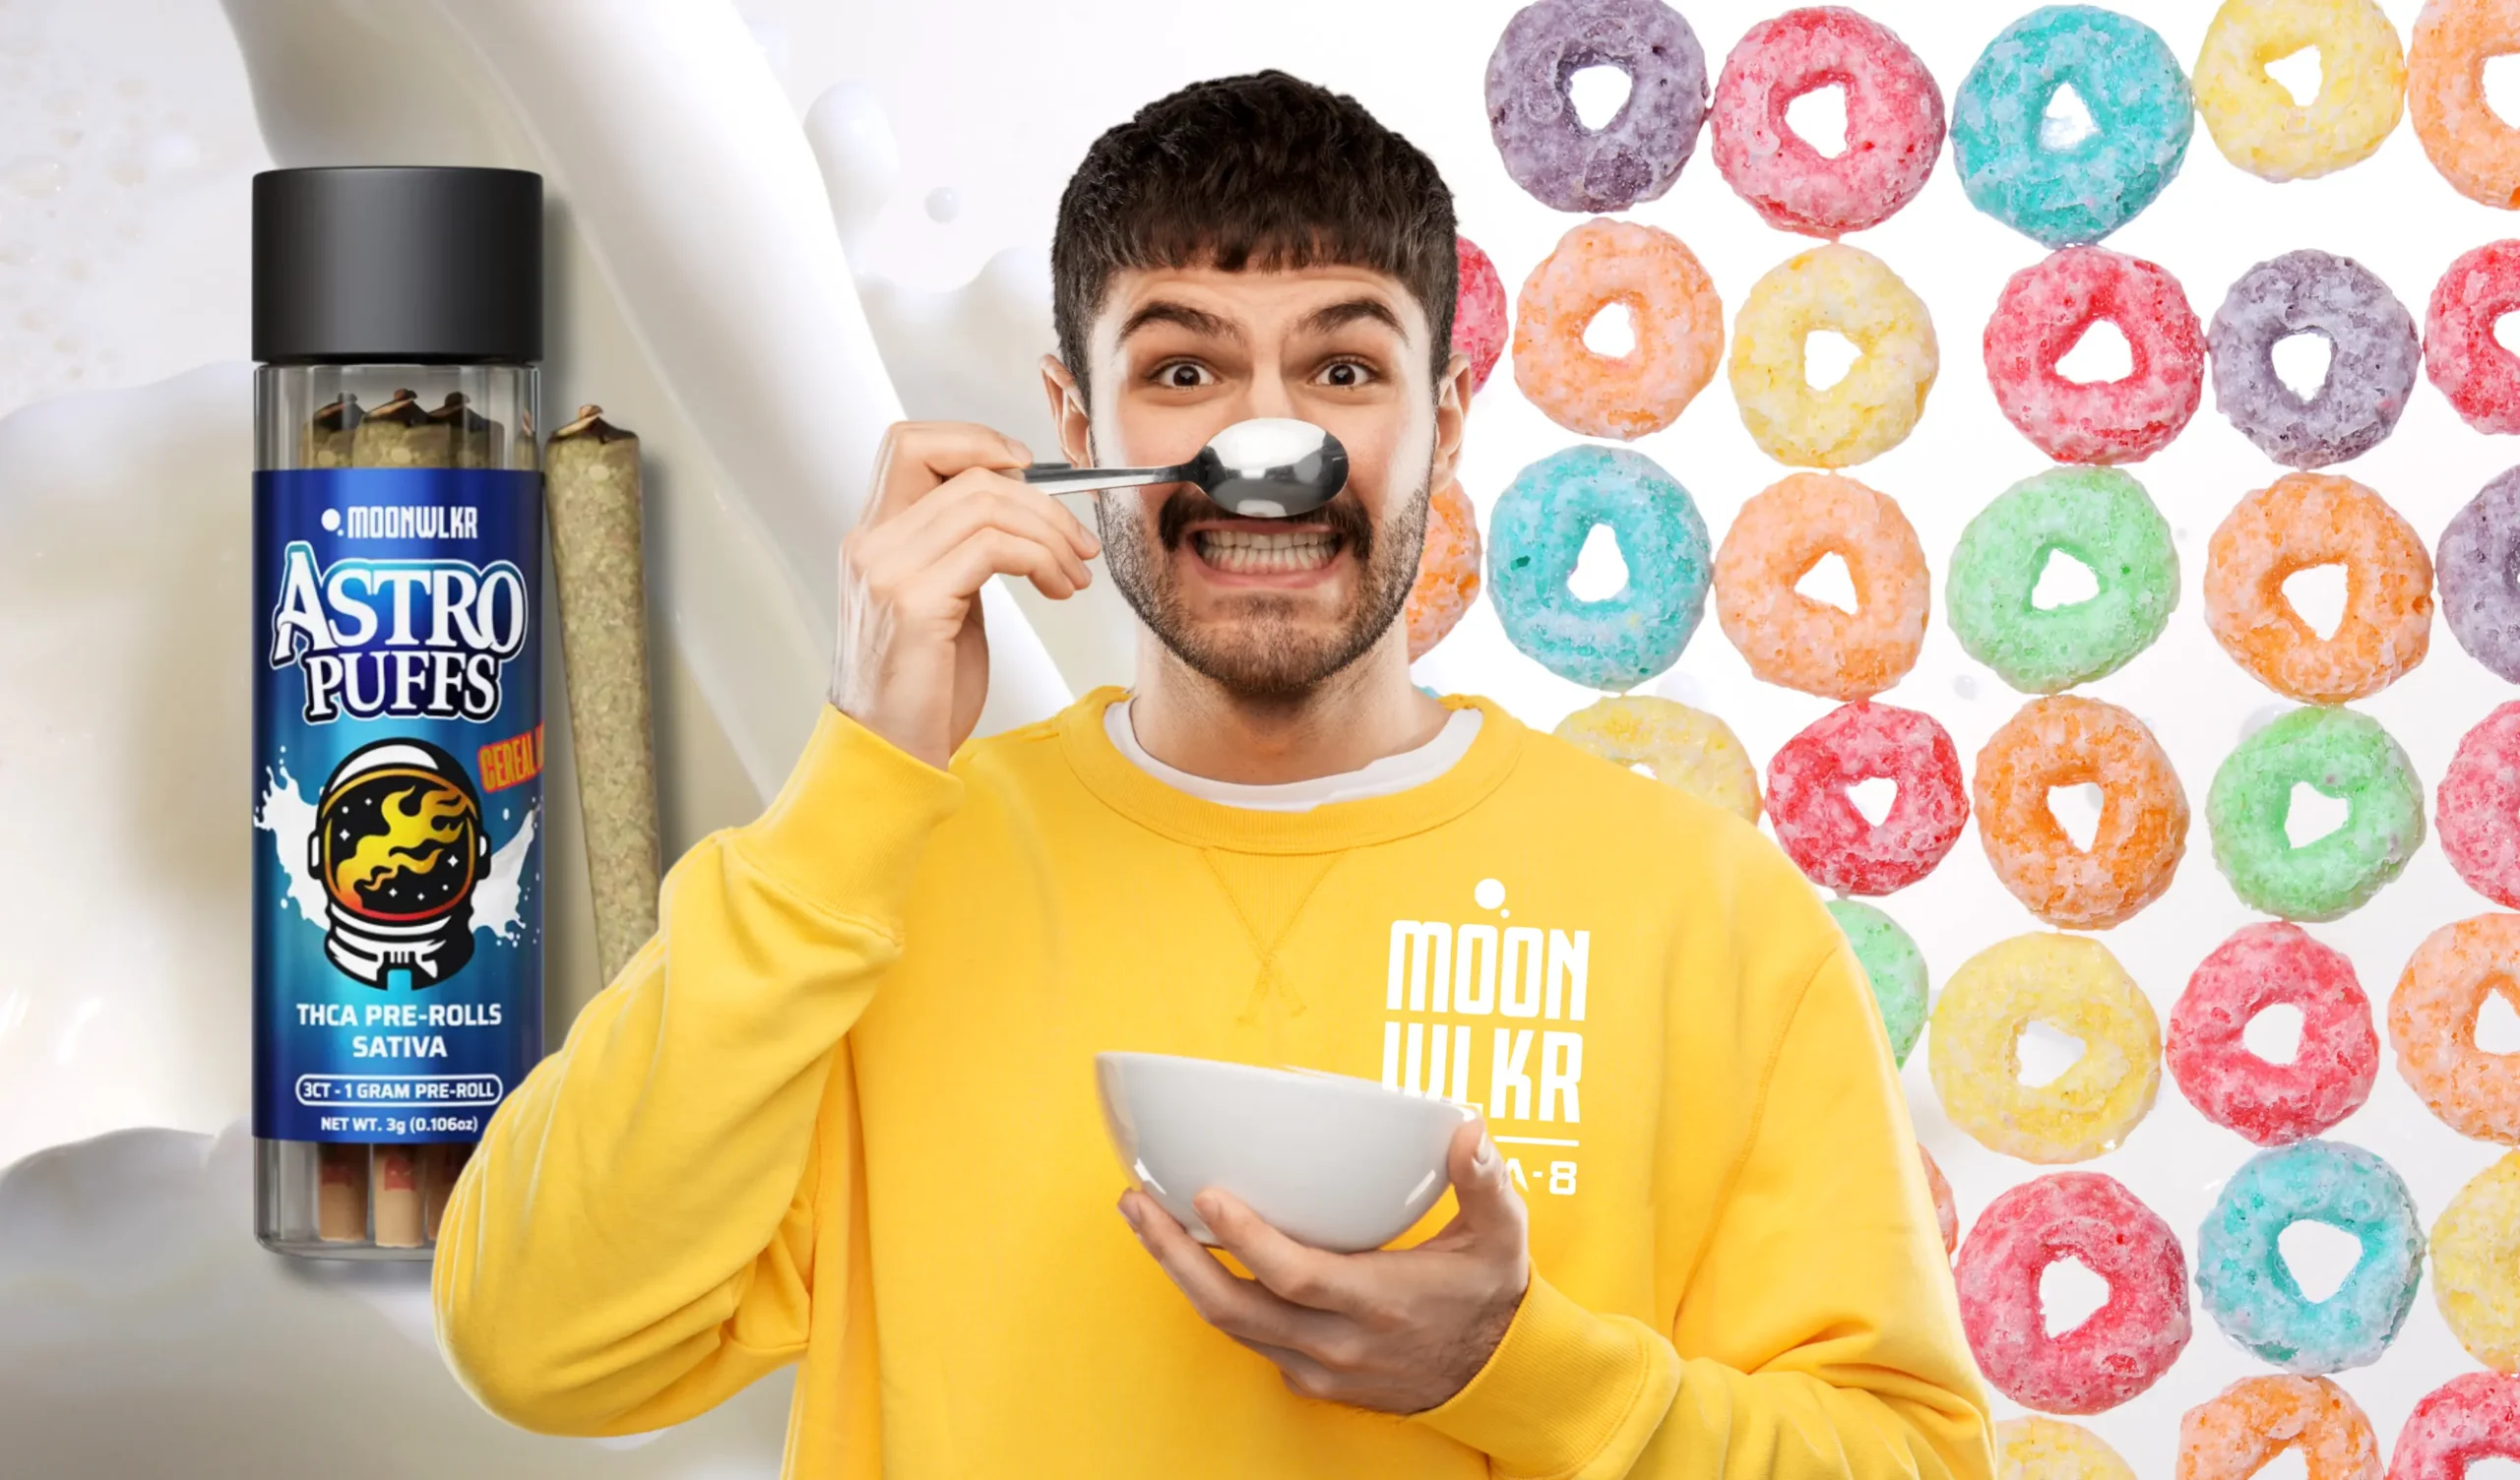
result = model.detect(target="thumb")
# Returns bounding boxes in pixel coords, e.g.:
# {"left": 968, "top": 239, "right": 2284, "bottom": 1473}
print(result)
{"left": 1443, "top": 1118, "right": 1523, "bottom": 1238}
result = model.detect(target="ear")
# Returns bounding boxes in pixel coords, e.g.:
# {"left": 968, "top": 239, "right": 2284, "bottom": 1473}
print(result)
{"left": 1040, "top": 354, "right": 1093, "bottom": 466}
{"left": 1428, "top": 348, "right": 1473, "bottom": 495}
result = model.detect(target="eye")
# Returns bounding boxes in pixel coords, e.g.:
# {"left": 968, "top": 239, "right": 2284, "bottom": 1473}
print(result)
{"left": 1153, "top": 361, "right": 1211, "bottom": 389}
{"left": 1319, "top": 359, "right": 1375, "bottom": 388}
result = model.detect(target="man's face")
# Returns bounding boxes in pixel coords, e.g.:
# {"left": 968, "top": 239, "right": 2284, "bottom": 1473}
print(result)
{"left": 1056, "top": 264, "right": 1465, "bottom": 702}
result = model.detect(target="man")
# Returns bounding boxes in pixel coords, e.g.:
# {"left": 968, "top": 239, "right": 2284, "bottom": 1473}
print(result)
{"left": 436, "top": 71, "right": 1993, "bottom": 1480}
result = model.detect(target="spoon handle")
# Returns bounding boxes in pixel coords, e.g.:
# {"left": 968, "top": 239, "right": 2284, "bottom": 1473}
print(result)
{"left": 1019, "top": 462, "right": 1185, "bottom": 495}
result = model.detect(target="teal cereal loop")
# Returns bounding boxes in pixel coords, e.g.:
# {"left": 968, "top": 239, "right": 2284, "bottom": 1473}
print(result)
{"left": 2208, "top": 707, "right": 2425, "bottom": 921}
{"left": 1825, "top": 897, "right": 1927, "bottom": 1067}
{"left": 1487, "top": 445, "right": 1712, "bottom": 690}
{"left": 2195, "top": 1140, "right": 2425, "bottom": 1373}
{"left": 1947, "top": 466, "right": 2178, "bottom": 695}
{"left": 1951, "top": 7, "right": 2196, "bottom": 247}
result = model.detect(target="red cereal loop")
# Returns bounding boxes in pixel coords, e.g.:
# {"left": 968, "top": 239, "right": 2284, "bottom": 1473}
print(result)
{"left": 2438, "top": 701, "right": 2520, "bottom": 908}
{"left": 2167, "top": 923, "right": 2379, "bottom": 1146}
{"left": 1955, "top": 1172, "right": 2191, "bottom": 1414}
{"left": 2179, "top": 1375, "right": 2380, "bottom": 1480}
{"left": 1454, "top": 235, "right": 1510, "bottom": 394}
{"left": 1973, "top": 696, "right": 2189, "bottom": 930}
{"left": 1708, "top": 6, "right": 1946, "bottom": 237}
{"left": 1405, "top": 479, "right": 1482, "bottom": 661}
{"left": 1766, "top": 701, "right": 1969, "bottom": 894}
{"left": 1984, "top": 246, "right": 2205, "bottom": 464}
{"left": 2426, "top": 240, "right": 2520, "bottom": 435}
{"left": 1921, "top": 1144, "right": 1958, "bottom": 1257}
{"left": 2388, "top": 1372, "right": 2520, "bottom": 1480}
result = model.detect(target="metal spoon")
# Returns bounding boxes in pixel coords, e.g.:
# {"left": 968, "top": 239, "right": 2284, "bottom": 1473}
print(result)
{"left": 1020, "top": 417, "right": 1348, "bottom": 519}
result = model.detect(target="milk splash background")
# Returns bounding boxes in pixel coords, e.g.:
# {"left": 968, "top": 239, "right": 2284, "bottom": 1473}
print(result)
{"left": 8, "top": 0, "right": 2520, "bottom": 1474}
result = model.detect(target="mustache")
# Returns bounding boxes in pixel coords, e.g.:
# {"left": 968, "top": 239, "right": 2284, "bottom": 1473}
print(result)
{"left": 1155, "top": 484, "right": 1375, "bottom": 557}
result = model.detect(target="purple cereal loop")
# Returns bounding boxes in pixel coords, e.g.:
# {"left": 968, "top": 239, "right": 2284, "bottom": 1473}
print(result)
{"left": 2207, "top": 249, "right": 2421, "bottom": 468}
{"left": 1486, "top": 0, "right": 1710, "bottom": 213}
{"left": 2439, "top": 466, "right": 2520, "bottom": 683}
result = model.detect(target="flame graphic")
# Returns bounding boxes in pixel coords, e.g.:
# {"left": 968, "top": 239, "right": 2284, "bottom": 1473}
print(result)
{"left": 330, "top": 783, "right": 471, "bottom": 903}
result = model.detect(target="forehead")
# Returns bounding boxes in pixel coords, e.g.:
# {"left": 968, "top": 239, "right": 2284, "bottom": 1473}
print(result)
{"left": 1092, "top": 262, "right": 1430, "bottom": 351}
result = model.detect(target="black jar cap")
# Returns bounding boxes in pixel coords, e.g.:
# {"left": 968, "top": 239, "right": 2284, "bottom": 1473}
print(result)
{"left": 253, "top": 166, "right": 541, "bottom": 364}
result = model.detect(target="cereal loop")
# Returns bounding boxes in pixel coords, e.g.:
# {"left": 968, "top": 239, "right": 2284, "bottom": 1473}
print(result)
{"left": 1486, "top": 445, "right": 1712, "bottom": 690}
{"left": 2169, "top": 923, "right": 2378, "bottom": 1146}
{"left": 2388, "top": 1372, "right": 2520, "bottom": 1480}
{"left": 1552, "top": 696, "right": 1760, "bottom": 822}
{"left": 1714, "top": 472, "right": 1928, "bottom": 701}
{"left": 1922, "top": 1143, "right": 1959, "bottom": 1258}
{"left": 1405, "top": 479, "right": 1482, "bottom": 662}
{"left": 2410, "top": 0, "right": 2520, "bottom": 209}
{"left": 2204, "top": 472, "right": 2432, "bottom": 705}
{"left": 1998, "top": 1417, "right": 2139, "bottom": 1480}
{"left": 1828, "top": 896, "right": 1927, "bottom": 1065}
{"left": 2425, "top": 241, "right": 2520, "bottom": 435}
{"left": 1709, "top": 6, "right": 1945, "bottom": 237}
{"left": 2432, "top": 1151, "right": 2520, "bottom": 1372}
{"left": 2193, "top": 1140, "right": 2426, "bottom": 1374}
{"left": 1947, "top": 466, "right": 2179, "bottom": 695}
{"left": 1931, "top": 932, "right": 2163, "bottom": 1164}
{"left": 1956, "top": 1171, "right": 2190, "bottom": 1413}
{"left": 2388, "top": 912, "right": 2520, "bottom": 1144}
{"left": 1767, "top": 701, "right": 1970, "bottom": 894}
{"left": 1485, "top": 0, "right": 1710, "bottom": 213}
{"left": 2436, "top": 468, "right": 2520, "bottom": 681}
{"left": 1513, "top": 218, "right": 1724, "bottom": 441}
{"left": 2440, "top": 703, "right": 2520, "bottom": 907}
{"left": 1984, "top": 247, "right": 2205, "bottom": 464}
{"left": 2193, "top": 0, "right": 2407, "bottom": 182}
{"left": 1974, "top": 696, "right": 2188, "bottom": 930}
{"left": 1729, "top": 243, "right": 1938, "bottom": 468}
{"left": 2177, "top": 1376, "right": 2381, "bottom": 1480}
{"left": 1454, "top": 236, "right": 1511, "bottom": 394}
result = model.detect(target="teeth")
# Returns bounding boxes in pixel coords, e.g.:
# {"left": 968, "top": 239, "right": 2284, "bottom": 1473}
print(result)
{"left": 1194, "top": 528, "right": 1338, "bottom": 574}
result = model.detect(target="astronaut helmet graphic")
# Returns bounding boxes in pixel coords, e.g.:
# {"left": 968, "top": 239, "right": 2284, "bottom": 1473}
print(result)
{"left": 303, "top": 738, "right": 488, "bottom": 988}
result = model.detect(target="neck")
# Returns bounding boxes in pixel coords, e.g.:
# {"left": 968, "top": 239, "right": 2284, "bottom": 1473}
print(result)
{"left": 1124, "top": 629, "right": 1450, "bottom": 785}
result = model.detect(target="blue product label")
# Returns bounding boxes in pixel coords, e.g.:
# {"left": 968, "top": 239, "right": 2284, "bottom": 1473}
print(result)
{"left": 252, "top": 468, "right": 544, "bottom": 1143}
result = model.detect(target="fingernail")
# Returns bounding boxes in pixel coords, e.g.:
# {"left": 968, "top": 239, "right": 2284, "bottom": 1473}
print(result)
{"left": 1009, "top": 440, "right": 1034, "bottom": 464}
{"left": 1193, "top": 1192, "right": 1222, "bottom": 1222}
{"left": 1474, "top": 1135, "right": 1499, "bottom": 1175}
{"left": 1116, "top": 1195, "right": 1139, "bottom": 1229}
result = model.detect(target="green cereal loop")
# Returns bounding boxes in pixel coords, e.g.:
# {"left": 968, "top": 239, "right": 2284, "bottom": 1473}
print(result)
{"left": 1826, "top": 897, "right": 1927, "bottom": 1066}
{"left": 2208, "top": 707, "right": 2426, "bottom": 921}
{"left": 1947, "top": 466, "right": 2178, "bottom": 694}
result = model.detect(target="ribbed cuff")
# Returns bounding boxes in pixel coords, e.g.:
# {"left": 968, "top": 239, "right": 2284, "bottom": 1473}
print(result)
{"left": 730, "top": 706, "right": 964, "bottom": 926}
{"left": 1413, "top": 1272, "right": 1681, "bottom": 1479}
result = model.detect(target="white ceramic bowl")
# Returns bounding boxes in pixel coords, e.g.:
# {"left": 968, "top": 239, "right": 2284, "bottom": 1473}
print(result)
{"left": 1096, "top": 1051, "right": 1476, "bottom": 1254}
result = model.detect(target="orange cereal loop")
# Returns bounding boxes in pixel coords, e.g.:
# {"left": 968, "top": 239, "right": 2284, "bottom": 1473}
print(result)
{"left": 1512, "top": 216, "right": 1724, "bottom": 441}
{"left": 1974, "top": 696, "right": 2189, "bottom": 930}
{"left": 1714, "top": 472, "right": 1929, "bottom": 701}
{"left": 2177, "top": 1375, "right": 2381, "bottom": 1480}
{"left": 1921, "top": 1144, "right": 1958, "bottom": 1258}
{"left": 1405, "top": 479, "right": 1481, "bottom": 661}
{"left": 2411, "top": 0, "right": 2520, "bottom": 209}
{"left": 2203, "top": 472, "right": 2432, "bottom": 705}
{"left": 2389, "top": 913, "right": 2520, "bottom": 1144}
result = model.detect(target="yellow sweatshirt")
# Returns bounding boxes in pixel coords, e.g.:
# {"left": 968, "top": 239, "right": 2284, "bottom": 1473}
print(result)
{"left": 434, "top": 688, "right": 1993, "bottom": 1480}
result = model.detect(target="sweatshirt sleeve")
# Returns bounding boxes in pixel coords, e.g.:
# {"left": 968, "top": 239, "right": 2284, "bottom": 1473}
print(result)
{"left": 1417, "top": 932, "right": 1993, "bottom": 1480}
{"left": 432, "top": 707, "right": 961, "bottom": 1436}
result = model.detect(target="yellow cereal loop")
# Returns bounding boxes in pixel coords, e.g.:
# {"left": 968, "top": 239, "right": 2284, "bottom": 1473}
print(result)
{"left": 1930, "top": 933, "right": 2163, "bottom": 1163}
{"left": 1728, "top": 242, "right": 1938, "bottom": 469}
{"left": 2431, "top": 1150, "right": 2520, "bottom": 1372}
{"left": 1998, "top": 1417, "right": 2140, "bottom": 1480}
{"left": 1553, "top": 696, "right": 1761, "bottom": 822}
{"left": 2193, "top": 0, "right": 2406, "bottom": 182}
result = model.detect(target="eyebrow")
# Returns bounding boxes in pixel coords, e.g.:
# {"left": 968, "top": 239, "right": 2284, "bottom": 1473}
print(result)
{"left": 1297, "top": 297, "right": 1407, "bottom": 339}
{"left": 1114, "top": 299, "right": 1242, "bottom": 347}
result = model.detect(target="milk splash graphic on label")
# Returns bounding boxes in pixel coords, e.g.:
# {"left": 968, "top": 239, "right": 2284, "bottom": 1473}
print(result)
{"left": 254, "top": 759, "right": 537, "bottom": 943}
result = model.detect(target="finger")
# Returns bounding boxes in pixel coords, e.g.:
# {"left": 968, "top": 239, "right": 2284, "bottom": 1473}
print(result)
{"left": 868, "top": 472, "right": 1098, "bottom": 583}
{"left": 1195, "top": 1190, "right": 1367, "bottom": 1314}
{"left": 1119, "top": 1191, "right": 1333, "bottom": 1352}
{"left": 1224, "top": 1332, "right": 1343, "bottom": 1402}
{"left": 867, "top": 421, "right": 1036, "bottom": 524}
{"left": 910, "top": 526, "right": 1085, "bottom": 604}
{"left": 1438, "top": 1118, "right": 1526, "bottom": 1245}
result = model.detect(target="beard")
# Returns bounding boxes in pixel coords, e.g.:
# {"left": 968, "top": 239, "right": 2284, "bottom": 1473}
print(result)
{"left": 1097, "top": 470, "right": 1429, "bottom": 703}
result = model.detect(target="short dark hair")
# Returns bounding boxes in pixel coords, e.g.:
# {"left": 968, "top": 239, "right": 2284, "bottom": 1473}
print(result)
{"left": 1051, "top": 71, "right": 1458, "bottom": 404}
